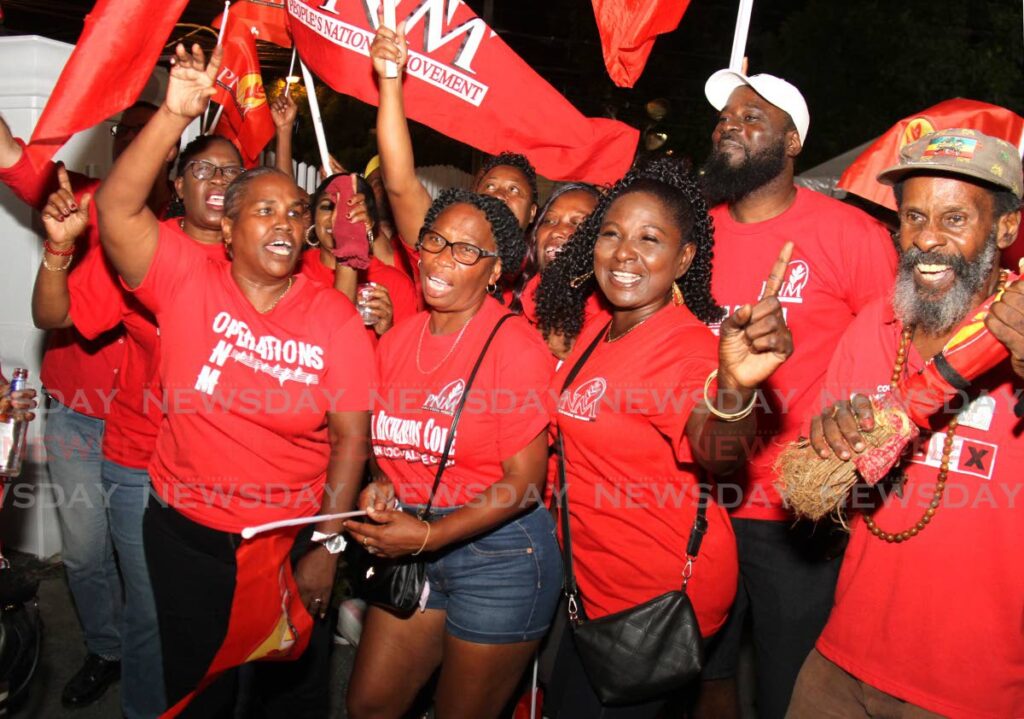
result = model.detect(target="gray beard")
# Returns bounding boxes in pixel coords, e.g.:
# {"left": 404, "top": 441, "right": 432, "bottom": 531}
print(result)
{"left": 892, "top": 231, "right": 998, "bottom": 335}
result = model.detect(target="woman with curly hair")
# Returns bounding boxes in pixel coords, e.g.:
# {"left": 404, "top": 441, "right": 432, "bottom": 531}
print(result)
{"left": 538, "top": 157, "right": 794, "bottom": 717}
{"left": 343, "top": 189, "right": 561, "bottom": 719}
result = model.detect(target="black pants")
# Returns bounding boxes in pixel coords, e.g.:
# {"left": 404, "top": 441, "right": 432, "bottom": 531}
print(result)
{"left": 143, "top": 497, "right": 330, "bottom": 718}
{"left": 701, "top": 518, "right": 843, "bottom": 719}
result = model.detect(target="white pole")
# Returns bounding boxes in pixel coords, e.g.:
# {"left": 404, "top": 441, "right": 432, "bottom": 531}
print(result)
{"left": 382, "top": 0, "right": 398, "bottom": 79}
{"left": 284, "top": 46, "right": 298, "bottom": 97}
{"left": 299, "top": 58, "right": 332, "bottom": 176}
{"left": 728, "top": 0, "right": 754, "bottom": 73}
{"left": 207, "top": 104, "right": 226, "bottom": 134}
{"left": 241, "top": 510, "right": 368, "bottom": 539}
{"left": 204, "top": 1, "right": 231, "bottom": 134}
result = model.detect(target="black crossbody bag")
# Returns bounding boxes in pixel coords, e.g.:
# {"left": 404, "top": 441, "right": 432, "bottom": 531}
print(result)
{"left": 555, "top": 324, "right": 709, "bottom": 705}
{"left": 346, "top": 314, "right": 514, "bottom": 614}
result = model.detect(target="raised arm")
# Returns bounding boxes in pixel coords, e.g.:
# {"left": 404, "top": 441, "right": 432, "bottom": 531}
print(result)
{"left": 95, "top": 43, "right": 221, "bottom": 288}
{"left": 0, "top": 114, "right": 22, "bottom": 169}
{"left": 270, "top": 92, "right": 298, "bottom": 180}
{"left": 370, "top": 22, "right": 433, "bottom": 250}
{"left": 32, "top": 166, "right": 90, "bottom": 329}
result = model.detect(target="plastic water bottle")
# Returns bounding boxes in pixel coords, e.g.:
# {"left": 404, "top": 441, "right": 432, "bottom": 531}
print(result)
{"left": 0, "top": 368, "right": 29, "bottom": 477}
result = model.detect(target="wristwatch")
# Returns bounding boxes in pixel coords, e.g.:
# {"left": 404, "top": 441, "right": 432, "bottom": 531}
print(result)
{"left": 311, "top": 531, "right": 347, "bottom": 554}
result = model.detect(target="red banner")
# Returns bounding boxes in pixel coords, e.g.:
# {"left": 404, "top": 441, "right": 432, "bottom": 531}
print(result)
{"left": 286, "top": 0, "right": 638, "bottom": 186}
{"left": 592, "top": 0, "right": 691, "bottom": 88}
{"left": 212, "top": 14, "right": 277, "bottom": 168}
{"left": 214, "top": 0, "right": 292, "bottom": 48}
{"left": 838, "top": 99, "right": 1024, "bottom": 211}
{"left": 26, "top": 0, "right": 190, "bottom": 169}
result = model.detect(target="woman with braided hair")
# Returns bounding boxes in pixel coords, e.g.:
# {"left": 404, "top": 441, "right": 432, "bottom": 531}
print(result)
{"left": 343, "top": 189, "right": 561, "bottom": 718}
{"left": 538, "top": 158, "right": 795, "bottom": 717}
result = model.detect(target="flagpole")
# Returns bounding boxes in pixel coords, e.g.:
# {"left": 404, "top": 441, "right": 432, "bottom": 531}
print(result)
{"left": 204, "top": 0, "right": 231, "bottom": 134}
{"left": 728, "top": 0, "right": 754, "bottom": 73}
{"left": 299, "top": 58, "right": 332, "bottom": 176}
{"left": 382, "top": 0, "right": 398, "bottom": 79}
{"left": 284, "top": 47, "right": 298, "bottom": 98}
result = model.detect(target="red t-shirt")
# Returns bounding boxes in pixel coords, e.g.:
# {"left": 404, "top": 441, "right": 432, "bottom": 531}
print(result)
{"left": 0, "top": 141, "right": 123, "bottom": 419}
{"left": 129, "top": 224, "right": 376, "bottom": 532}
{"left": 68, "top": 221, "right": 227, "bottom": 468}
{"left": 709, "top": 187, "right": 897, "bottom": 520}
{"left": 815, "top": 298, "right": 1024, "bottom": 718}
{"left": 550, "top": 303, "right": 739, "bottom": 634}
{"left": 372, "top": 296, "right": 553, "bottom": 507}
{"left": 298, "top": 250, "right": 419, "bottom": 342}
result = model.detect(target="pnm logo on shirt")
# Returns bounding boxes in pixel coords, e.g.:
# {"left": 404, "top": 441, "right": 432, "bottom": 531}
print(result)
{"left": 775, "top": 259, "right": 810, "bottom": 303}
{"left": 422, "top": 379, "right": 465, "bottom": 416}
{"left": 558, "top": 378, "right": 607, "bottom": 422}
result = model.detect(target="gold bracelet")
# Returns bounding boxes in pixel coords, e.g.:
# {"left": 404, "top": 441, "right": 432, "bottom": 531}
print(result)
{"left": 41, "top": 254, "right": 73, "bottom": 271}
{"left": 703, "top": 369, "right": 757, "bottom": 422}
{"left": 411, "top": 519, "right": 431, "bottom": 556}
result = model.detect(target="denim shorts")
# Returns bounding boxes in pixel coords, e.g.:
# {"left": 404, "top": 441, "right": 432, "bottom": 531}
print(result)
{"left": 410, "top": 504, "right": 563, "bottom": 644}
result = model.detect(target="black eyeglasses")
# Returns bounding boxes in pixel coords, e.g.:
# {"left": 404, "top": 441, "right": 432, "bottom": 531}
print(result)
{"left": 110, "top": 123, "right": 145, "bottom": 138}
{"left": 417, "top": 229, "right": 499, "bottom": 266}
{"left": 183, "top": 160, "right": 245, "bottom": 182}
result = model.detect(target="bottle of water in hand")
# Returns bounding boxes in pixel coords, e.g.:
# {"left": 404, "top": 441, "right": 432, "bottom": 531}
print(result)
{"left": 1, "top": 368, "right": 30, "bottom": 478}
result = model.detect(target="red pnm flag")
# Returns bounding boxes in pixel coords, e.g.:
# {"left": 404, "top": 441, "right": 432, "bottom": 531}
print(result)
{"left": 591, "top": 0, "right": 691, "bottom": 88}
{"left": 25, "top": 0, "right": 190, "bottom": 170}
{"left": 287, "top": 0, "right": 639, "bottom": 186}
{"left": 838, "top": 99, "right": 1024, "bottom": 211}
{"left": 211, "top": 14, "right": 277, "bottom": 168}
{"left": 213, "top": 0, "right": 292, "bottom": 48}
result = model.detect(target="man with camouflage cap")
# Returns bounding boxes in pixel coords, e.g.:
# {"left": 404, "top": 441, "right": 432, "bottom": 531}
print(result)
{"left": 787, "top": 128, "right": 1024, "bottom": 717}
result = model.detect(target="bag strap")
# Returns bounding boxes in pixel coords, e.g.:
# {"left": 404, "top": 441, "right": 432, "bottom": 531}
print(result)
{"left": 554, "top": 323, "right": 710, "bottom": 623}
{"left": 419, "top": 313, "right": 515, "bottom": 519}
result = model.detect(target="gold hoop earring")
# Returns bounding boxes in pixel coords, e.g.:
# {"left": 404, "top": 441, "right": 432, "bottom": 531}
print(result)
{"left": 569, "top": 270, "right": 593, "bottom": 289}
{"left": 305, "top": 225, "right": 319, "bottom": 248}
{"left": 672, "top": 282, "right": 684, "bottom": 306}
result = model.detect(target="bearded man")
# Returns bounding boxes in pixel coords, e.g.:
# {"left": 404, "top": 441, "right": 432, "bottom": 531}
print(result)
{"left": 786, "top": 129, "right": 1024, "bottom": 717}
{"left": 695, "top": 71, "right": 898, "bottom": 719}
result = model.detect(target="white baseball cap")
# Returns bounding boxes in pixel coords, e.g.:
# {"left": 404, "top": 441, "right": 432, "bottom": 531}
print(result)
{"left": 704, "top": 69, "right": 810, "bottom": 145}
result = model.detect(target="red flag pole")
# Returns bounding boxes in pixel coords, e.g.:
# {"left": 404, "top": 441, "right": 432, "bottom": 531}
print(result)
{"left": 728, "top": 0, "right": 754, "bottom": 72}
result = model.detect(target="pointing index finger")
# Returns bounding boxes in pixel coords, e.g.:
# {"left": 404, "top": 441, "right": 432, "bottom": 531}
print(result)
{"left": 56, "top": 163, "right": 72, "bottom": 193}
{"left": 760, "top": 241, "right": 794, "bottom": 300}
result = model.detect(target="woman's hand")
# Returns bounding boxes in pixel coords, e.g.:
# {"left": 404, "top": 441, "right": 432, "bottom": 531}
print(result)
{"left": 810, "top": 395, "right": 876, "bottom": 461}
{"left": 365, "top": 284, "right": 395, "bottom": 336}
{"left": 270, "top": 92, "right": 298, "bottom": 132}
{"left": 41, "top": 165, "right": 90, "bottom": 251}
{"left": 163, "top": 43, "right": 222, "bottom": 120}
{"left": 343, "top": 508, "right": 432, "bottom": 559}
{"left": 293, "top": 547, "right": 338, "bottom": 620}
{"left": 370, "top": 15, "right": 408, "bottom": 80}
{"left": 716, "top": 242, "right": 795, "bottom": 396}
{"left": 0, "top": 375, "right": 37, "bottom": 424}
{"left": 356, "top": 479, "right": 396, "bottom": 513}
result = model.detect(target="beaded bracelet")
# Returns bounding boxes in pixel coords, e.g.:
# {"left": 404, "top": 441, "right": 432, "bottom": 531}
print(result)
{"left": 43, "top": 240, "right": 75, "bottom": 257}
{"left": 41, "top": 254, "right": 73, "bottom": 272}
{"left": 702, "top": 369, "right": 757, "bottom": 422}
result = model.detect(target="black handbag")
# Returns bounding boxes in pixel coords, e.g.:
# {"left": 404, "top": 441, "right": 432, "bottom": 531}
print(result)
{"left": 555, "top": 325, "right": 709, "bottom": 706}
{"left": 346, "top": 314, "right": 514, "bottom": 614}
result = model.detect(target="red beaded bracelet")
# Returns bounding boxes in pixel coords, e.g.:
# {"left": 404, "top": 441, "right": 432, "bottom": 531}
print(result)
{"left": 43, "top": 240, "right": 75, "bottom": 257}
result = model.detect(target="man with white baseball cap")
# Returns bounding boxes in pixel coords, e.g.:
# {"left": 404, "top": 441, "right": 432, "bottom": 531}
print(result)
{"left": 693, "top": 70, "right": 898, "bottom": 719}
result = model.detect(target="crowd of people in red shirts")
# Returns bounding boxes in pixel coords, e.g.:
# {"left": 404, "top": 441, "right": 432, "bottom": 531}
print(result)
{"left": 1, "top": 19, "right": 1023, "bottom": 719}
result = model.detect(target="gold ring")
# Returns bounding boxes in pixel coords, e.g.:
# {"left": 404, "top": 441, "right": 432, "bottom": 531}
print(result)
{"left": 363, "top": 536, "right": 370, "bottom": 546}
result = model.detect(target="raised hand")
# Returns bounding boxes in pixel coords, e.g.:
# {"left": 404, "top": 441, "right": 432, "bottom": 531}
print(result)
{"left": 370, "top": 10, "right": 408, "bottom": 79}
{"left": 41, "top": 165, "right": 91, "bottom": 249}
{"left": 270, "top": 92, "right": 298, "bottom": 131}
{"left": 164, "top": 43, "right": 223, "bottom": 120}
{"left": 717, "top": 241, "right": 795, "bottom": 392}
{"left": 986, "top": 269, "right": 1024, "bottom": 381}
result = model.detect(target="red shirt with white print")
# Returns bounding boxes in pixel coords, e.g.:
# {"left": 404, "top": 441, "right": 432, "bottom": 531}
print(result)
{"left": 373, "top": 296, "right": 554, "bottom": 507}
{"left": 709, "top": 187, "right": 896, "bottom": 520}
{"left": 814, "top": 297, "right": 1024, "bottom": 718}
{"left": 550, "top": 303, "right": 738, "bottom": 634}
{"left": 129, "top": 223, "right": 375, "bottom": 532}
{"left": 68, "top": 220, "right": 227, "bottom": 468}
{"left": 0, "top": 140, "right": 123, "bottom": 419}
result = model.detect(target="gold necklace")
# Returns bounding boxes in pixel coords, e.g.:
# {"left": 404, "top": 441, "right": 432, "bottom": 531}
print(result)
{"left": 865, "top": 270, "right": 1008, "bottom": 544}
{"left": 416, "top": 313, "right": 474, "bottom": 374}
{"left": 606, "top": 314, "right": 654, "bottom": 342}
{"left": 258, "top": 277, "right": 294, "bottom": 314}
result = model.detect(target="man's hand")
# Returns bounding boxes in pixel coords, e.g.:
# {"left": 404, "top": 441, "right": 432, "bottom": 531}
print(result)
{"left": 986, "top": 275, "right": 1024, "bottom": 380}
{"left": 809, "top": 395, "right": 876, "bottom": 461}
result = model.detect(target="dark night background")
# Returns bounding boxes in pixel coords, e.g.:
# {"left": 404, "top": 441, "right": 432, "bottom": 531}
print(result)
{"left": 2, "top": 0, "right": 1022, "bottom": 175}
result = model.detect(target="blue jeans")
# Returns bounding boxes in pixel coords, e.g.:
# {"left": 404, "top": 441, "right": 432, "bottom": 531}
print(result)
{"left": 103, "top": 460, "right": 165, "bottom": 718}
{"left": 43, "top": 396, "right": 121, "bottom": 660}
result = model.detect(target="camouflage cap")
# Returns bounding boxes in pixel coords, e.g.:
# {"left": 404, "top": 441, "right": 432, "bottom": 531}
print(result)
{"left": 877, "top": 128, "right": 1023, "bottom": 200}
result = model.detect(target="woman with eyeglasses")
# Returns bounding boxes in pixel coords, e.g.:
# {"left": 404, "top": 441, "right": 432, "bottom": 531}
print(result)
{"left": 31, "top": 112, "right": 245, "bottom": 717}
{"left": 90, "top": 44, "right": 375, "bottom": 715}
{"left": 342, "top": 188, "right": 561, "bottom": 719}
